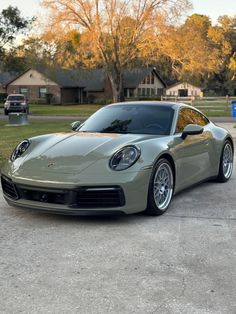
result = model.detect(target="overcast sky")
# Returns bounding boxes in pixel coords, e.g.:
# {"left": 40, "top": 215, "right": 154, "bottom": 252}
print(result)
{"left": 0, "top": 0, "right": 236, "bottom": 24}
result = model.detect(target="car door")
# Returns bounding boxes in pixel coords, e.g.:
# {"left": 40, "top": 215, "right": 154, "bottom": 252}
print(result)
{"left": 171, "top": 108, "right": 212, "bottom": 191}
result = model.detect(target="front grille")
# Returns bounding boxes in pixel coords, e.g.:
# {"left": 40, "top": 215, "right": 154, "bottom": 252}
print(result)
{"left": 1, "top": 176, "right": 19, "bottom": 200}
{"left": 1, "top": 176, "right": 125, "bottom": 208}
{"left": 9, "top": 102, "right": 20, "bottom": 106}
{"left": 9, "top": 105, "right": 22, "bottom": 110}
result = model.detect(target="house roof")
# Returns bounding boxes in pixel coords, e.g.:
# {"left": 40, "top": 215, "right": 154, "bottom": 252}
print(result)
{"left": 166, "top": 82, "right": 202, "bottom": 90}
{"left": 42, "top": 68, "right": 105, "bottom": 91}
{"left": 0, "top": 72, "right": 18, "bottom": 87}
{"left": 35, "top": 67, "right": 166, "bottom": 90}
{"left": 6, "top": 67, "right": 166, "bottom": 91}
{"left": 123, "top": 67, "right": 166, "bottom": 88}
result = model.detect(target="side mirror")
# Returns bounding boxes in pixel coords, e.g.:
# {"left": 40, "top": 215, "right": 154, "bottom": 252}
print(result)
{"left": 181, "top": 124, "right": 203, "bottom": 140}
{"left": 71, "top": 121, "right": 81, "bottom": 131}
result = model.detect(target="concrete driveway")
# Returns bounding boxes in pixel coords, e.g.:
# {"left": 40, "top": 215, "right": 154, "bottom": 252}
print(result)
{"left": 0, "top": 161, "right": 236, "bottom": 313}
{"left": 0, "top": 120, "right": 236, "bottom": 313}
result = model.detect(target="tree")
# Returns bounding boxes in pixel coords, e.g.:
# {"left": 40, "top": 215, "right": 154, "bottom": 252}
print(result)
{"left": 0, "top": 6, "right": 33, "bottom": 55}
{"left": 42, "top": 0, "right": 190, "bottom": 102}
{"left": 157, "top": 14, "right": 215, "bottom": 79}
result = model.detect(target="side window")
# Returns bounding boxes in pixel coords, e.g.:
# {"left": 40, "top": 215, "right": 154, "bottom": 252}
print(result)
{"left": 175, "top": 108, "right": 209, "bottom": 133}
{"left": 175, "top": 109, "right": 193, "bottom": 133}
{"left": 190, "top": 110, "right": 209, "bottom": 126}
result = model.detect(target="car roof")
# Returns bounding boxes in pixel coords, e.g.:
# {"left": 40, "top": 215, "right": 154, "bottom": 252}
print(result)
{"left": 106, "top": 101, "right": 191, "bottom": 110}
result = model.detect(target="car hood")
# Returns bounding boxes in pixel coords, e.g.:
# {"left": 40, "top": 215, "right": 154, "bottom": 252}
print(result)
{"left": 15, "top": 132, "right": 159, "bottom": 176}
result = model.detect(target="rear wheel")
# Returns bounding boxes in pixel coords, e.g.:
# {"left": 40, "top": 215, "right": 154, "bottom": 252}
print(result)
{"left": 146, "top": 158, "right": 174, "bottom": 216}
{"left": 216, "top": 140, "right": 233, "bottom": 182}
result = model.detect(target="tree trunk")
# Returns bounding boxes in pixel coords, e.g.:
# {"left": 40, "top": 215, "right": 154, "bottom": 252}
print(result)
{"left": 108, "top": 69, "right": 124, "bottom": 103}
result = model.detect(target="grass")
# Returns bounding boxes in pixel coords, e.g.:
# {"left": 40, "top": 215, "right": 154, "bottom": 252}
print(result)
{"left": 29, "top": 104, "right": 103, "bottom": 116}
{"left": 0, "top": 120, "right": 71, "bottom": 169}
{"left": 0, "top": 100, "right": 233, "bottom": 116}
{"left": 0, "top": 103, "right": 103, "bottom": 116}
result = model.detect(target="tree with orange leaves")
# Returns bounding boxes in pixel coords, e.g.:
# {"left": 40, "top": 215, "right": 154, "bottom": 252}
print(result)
{"left": 42, "top": 0, "right": 190, "bottom": 102}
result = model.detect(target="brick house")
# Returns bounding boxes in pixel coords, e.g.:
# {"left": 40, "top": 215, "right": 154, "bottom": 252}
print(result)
{"left": 6, "top": 68, "right": 85, "bottom": 104}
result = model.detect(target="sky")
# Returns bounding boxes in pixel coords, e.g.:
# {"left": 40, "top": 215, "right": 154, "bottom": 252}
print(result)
{"left": 0, "top": 0, "right": 236, "bottom": 24}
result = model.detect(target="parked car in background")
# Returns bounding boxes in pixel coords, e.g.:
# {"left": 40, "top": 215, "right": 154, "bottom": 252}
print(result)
{"left": 4, "top": 94, "right": 29, "bottom": 115}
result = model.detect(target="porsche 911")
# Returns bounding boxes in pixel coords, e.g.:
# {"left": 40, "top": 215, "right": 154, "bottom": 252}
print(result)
{"left": 1, "top": 102, "right": 234, "bottom": 216}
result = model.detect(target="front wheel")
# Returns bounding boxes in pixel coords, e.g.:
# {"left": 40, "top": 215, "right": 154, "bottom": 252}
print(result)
{"left": 146, "top": 158, "right": 174, "bottom": 216}
{"left": 216, "top": 140, "right": 234, "bottom": 182}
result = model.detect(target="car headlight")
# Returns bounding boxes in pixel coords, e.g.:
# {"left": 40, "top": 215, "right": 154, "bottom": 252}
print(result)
{"left": 10, "top": 139, "right": 30, "bottom": 162}
{"left": 109, "top": 146, "right": 141, "bottom": 171}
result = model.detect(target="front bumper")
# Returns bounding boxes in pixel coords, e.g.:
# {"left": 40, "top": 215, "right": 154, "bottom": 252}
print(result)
{"left": 5, "top": 104, "right": 27, "bottom": 113}
{"left": 1, "top": 168, "right": 152, "bottom": 215}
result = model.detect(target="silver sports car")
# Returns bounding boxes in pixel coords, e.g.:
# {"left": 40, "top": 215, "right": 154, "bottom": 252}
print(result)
{"left": 1, "top": 102, "right": 234, "bottom": 215}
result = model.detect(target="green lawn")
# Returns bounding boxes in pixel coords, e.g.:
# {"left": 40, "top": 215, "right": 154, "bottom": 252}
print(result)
{"left": 0, "top": 101, "right": 233, "bottom": 116}
{"left": 0, "top": 120, "right": 71, "bottom": 169}
{"left": 29, "top": 104, "right": 103, "bottom": 116}
{"left": 0, "top": 103, "right": 103, "bottom": 116}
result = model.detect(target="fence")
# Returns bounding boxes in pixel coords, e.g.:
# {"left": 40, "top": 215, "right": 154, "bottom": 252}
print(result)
{"left": 161, "top": 96, "right": 236, "bottom": 115}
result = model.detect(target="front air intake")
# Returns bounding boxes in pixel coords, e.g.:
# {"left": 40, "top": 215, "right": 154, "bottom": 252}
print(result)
{"left": 1, "top": 176, "right": 19, "bottom": 200}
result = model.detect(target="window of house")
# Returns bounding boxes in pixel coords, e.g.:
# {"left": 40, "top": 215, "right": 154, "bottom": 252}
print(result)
{"left": 142, "top": 88, "right": 145, "bottom": 96}
{"left": 141, "top": 77, "right": 146, "bottom": 84}
{"left": 151, "top": 88, "right": 155, "bottom": 95}
{"left": 39, "top": 87, "right": 47, "bottom": 98}
{"left": 157, "top": 88, "right": 164, "bottom": 96}
{"left": 137, "top": 88, "right": 142, "bottom": 96}
{"left": 19, "top": 87, "right": 28, "bottom": 96}
{"left": 146, "top": 88, "right": 150, "bottom": 96}
{"left": 151, "top": 73, "right": 155, "bottom": 84}
{"left": 146, "top": 74, "right": 150, "bottom": 84}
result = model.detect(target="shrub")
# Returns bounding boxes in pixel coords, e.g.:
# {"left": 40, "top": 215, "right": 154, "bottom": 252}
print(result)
{"left": 94, "top": 98, "right": 113, "bottom": 106}
{"left": 0, "top": 93, "right": 8, "bottom": 103}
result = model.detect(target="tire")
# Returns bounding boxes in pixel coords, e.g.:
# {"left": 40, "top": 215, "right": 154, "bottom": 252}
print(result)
{"left": 216, "top": 140, "right": 234, "bottom": 182}
{"left": 146, "top": 158, "right": 174, "bottom": 216}
{"left": 4, "top": 109, "right": 8, "bottom": 115}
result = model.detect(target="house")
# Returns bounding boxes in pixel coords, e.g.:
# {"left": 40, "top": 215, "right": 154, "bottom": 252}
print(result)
{"left": 123, "top": 68, "right": 166, "bottom": 98}
{"left": 6, "top": 67, "right": 166, "bottom": 104}
{"left": 6, "top": 68, "right": 86, "bottom": 104}
{"left": 166, "top": 82, "right": 202, "bottom": 97}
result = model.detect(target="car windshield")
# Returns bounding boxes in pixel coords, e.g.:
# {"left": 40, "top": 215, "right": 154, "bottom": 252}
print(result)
{"left": 8, "top": 95, "right": 25, "bottom": 101}
{"left": 78, "top": 104, "right": 174, "bottom": 135}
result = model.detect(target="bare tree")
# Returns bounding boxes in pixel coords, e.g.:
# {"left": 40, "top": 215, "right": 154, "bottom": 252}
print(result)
{"left": 42, "top": 0, "right": 190, "bottom": 102}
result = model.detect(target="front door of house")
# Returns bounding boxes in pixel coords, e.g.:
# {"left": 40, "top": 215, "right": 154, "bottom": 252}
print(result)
{"left": 178, "top": 89, "right": 188, "bottom": 97}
